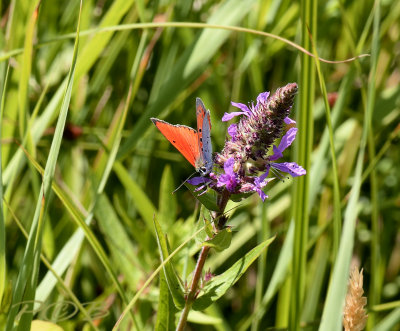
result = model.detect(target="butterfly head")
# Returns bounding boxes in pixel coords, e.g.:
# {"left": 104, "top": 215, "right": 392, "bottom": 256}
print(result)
{"left": 198, "top": 166, "right": 209, "bottom": 176}
{"left": 196, "top": 157, "right": 213, "bottom": 176}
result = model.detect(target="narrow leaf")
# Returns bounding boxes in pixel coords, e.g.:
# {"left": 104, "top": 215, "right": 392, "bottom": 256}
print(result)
{"left": 374, "top": 308, "right": 400, "bottom": 331}
{"left": 153, "top": 216, "right": 185, "bottom": 309}
{"left": 155, "top": 270, "right": 177, "bottom": 331}
{"left": 187, "top": 310, "right": 222, "bottom": 325}
{"left": 114, "top": 161, "right": 157, "bottom": 231}
{"left": 185, "top": 183, "right": 219, "bottom": 212}
{"left": 94, "top": 194, "right": 142, "bottom": 287}
{"left": 202, "top": 228, "right": 232, "bottom": 252}
{"left": 193, "top": 236, "right": 275, "bottom": 310}
{"left": 6, "top": 2, "right": 82, "bottom": 329}
{"left": 204, "top": 218, "right": 214, "bottom": 238}
{"left": 318, "top": 3, "right": 380, "bottom": 330}
{"left": 0, "top": 64, "right": 9, "bottom": 307}
{"left": 18, "top": 1, "right": 40, "bottom": 136}
{"left": 159, "top": 165, "right": 177, "bottom": 230}
{"left": 31, "top": 320, "right": 63, "bottom": 331}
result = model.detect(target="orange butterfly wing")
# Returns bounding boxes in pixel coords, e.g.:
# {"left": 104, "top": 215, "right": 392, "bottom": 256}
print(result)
{"left": 151, "top": 118, "right": 199, "bottom": 167}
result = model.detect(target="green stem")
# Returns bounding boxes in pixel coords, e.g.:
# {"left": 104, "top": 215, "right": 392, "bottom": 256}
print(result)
{"left": 176, "top": 246, "right": 211, "bottom": 331}
{"left": 176, "top": 189, "right": 230, "bottom": 330}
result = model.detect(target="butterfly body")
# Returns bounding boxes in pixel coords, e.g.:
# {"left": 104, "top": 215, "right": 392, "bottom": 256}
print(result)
{"left": 151, "top": 98, "right": 213, "bottom": 176}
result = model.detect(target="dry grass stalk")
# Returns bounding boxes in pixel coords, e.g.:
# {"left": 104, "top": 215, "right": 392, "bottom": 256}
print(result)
{"left": 343, "top": 267, "right": 368, "bottom": 331}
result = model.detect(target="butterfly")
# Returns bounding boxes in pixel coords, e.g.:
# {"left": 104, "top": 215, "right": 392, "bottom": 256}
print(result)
{"left": 151, "top": 98, "right": 213, "bottom": 176}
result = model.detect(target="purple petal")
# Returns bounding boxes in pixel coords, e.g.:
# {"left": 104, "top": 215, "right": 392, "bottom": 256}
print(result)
{"left": 254, "top": 171, "right": 269, "bottom": 187}
{"left": 270, "top": 145, "right": 283, "bottom": 161}
{"left": 231, "top": 101, "right": 251, "bottom": 115}
{"left": 227, "top": 124, "right": 238, "bottom": 138}
{"left": 269, "top": 128, "right": 297, "bottom": 161}
{"left": 216, "top": 176, "right": 226, "bottom": 188}
{"left": 251, "top": 171, "right": 273, "bottom": 201}
{"left": 256, "top": 91, "right": 270, "bottom": 105}
{"left": 284, "top": 116, "right": 296, "bottom": 124}
{"left": 217, "top": 174, "right": 237, "bottom": 192}
{"left": 187, "top": 177, "right": 212, "bottom": 185}
{"left": 216, "top": 158, "right": 238, "bottom": 192}
{"left": 280, "top": 127, "right": 298, "bottom": 149}
{"left": 271, "top": 162, "right": 306, "bottom": 177}
{"left": 222, "top": 111, "right": 247, "bottom": 121}
{"left": 256, "top": 189, "right": 268, "bottom": 201}
{"left": 224, "top": 157, "right": 235, "bottom": 176}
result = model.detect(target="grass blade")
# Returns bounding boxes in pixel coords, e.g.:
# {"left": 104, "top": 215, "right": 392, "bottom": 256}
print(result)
{"left": 117, "top": 0, "right": 258, "bottom": 159}
{"left": 155, "top": 270, "right": 177, "bottom": 331}
{"left": 0, "top": 64, "right": 10, "bottom": 307}
{"left": 318, "top": 2, "right": 380, "bottom": 330}
{"left": 308, "top": 27, "right": 342, "bottom": 260}
{"left": 17, "top": 1, "right": 40, "bottom": 137}
{"left": 154, "top": 216, "right": 185, "bottom": 309}
{"left": 290, "top": 0, "right": 316, "bottom": 328}
{"left": 6, "top": 2, "right": 82, "bottom": 329}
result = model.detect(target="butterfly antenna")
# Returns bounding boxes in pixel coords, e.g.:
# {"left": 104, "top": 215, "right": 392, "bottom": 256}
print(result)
{"left": 224, "top": 203, "right": 243, "bottom": 215}
{"left": 210, "top": 203, "right": 243, "bottom": 226}
{"left": 270, "top": 167, "right": 288, "bottom": 182}
{"left": 172, "top": 172, "right": 197, "bottom": 194}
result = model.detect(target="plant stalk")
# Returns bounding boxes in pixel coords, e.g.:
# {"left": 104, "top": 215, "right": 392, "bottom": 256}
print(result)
{"left": 176, "top": 190, "right": 230, "bottom": 330}
{"left": 176, "top": 245, "right": 211, "bottom": 331}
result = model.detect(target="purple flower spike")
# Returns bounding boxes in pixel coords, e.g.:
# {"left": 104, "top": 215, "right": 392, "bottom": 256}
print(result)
{"left": 188, "top": 83, "right": 305, "bottom": 202}
{"left": 271, "top": 162, "right": 306, "bottom": 177}
{"left": 217, "top": 158, "right": 238, "bottom": 192}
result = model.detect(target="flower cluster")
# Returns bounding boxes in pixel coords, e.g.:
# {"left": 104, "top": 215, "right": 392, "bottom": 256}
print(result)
{"left": 188, "top": 83, "right": 306, "bottom": 201}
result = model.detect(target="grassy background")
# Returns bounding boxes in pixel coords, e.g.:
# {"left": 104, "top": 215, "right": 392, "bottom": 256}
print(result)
{"left": 1, "top": 0, "right": 400, "bottom": 330}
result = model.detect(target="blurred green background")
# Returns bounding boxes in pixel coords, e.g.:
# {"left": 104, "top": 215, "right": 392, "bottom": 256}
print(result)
{"left": 0, "top": 0, "right": 399, "bottom": 330}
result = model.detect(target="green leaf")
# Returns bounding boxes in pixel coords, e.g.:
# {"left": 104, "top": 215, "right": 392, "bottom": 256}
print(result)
{"left": 194, "top": 206, "right": 214, "bottom": 245}
{"left": 18, "top": 1, "right": 39, "bottom": 136}
{"left": 114, "top": 161, "right": 157, "bottom": 233}
{"left": 74, "top": 0, "right": 135, "bottom": 81}
{"left": 318, "top": 3, "right": 380, "bottom": 331}
{"left": 6, "top": 3, "right": 82, "bottom": 329}
{"left": 374, "top": 308, "right": 400, "bottom": 331}
{"left": 31, "top": 320, "right": 64, "bottom": 331}
{"left": 153, "top": 216, "right": 185, "bottom": 310}
{"left": 0, "top": 64, "right": 10, "bottom": 307}
{"left": 155, "top": 271, "right": 177, "bottom": 331}
{"left": 204, "top": 218, "right": 214, "bottom": 238}
{"left": 192, "top": 236, "right": 275, "bottom": 310}
{"left": 194, "top": 213, "right": 208, "bottom": 245}
{"left": 202, "top": 228, "right": 232, "bottom": 252}
{"left": 185, "top": 183, "right": 219, "bottom": 212}
{"left": 187, "top": 310, "right": 222, "bottom": 325}
{"left": 159, "top": 165, "right": 177, "bottom": 230}
{"left": 94, "top": 194, "right": 142, "bottom": 287}
{"left": 230, "top": 192, "right": 253, "bottom": 202}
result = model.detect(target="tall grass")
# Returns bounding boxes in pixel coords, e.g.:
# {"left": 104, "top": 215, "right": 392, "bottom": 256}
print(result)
{"left": 1, "top": 0, "right": 399, "bottom": 330}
